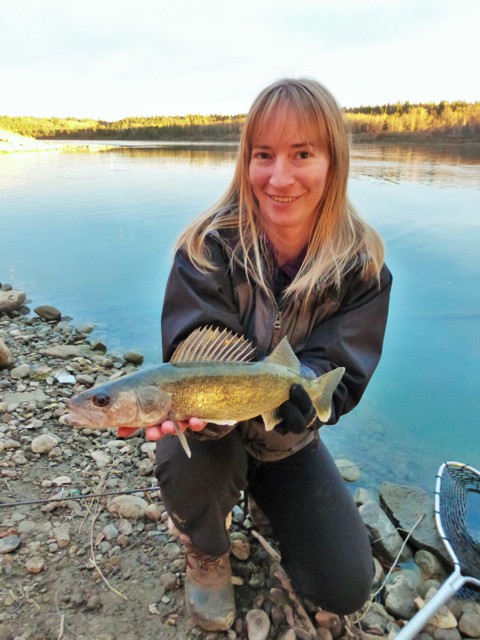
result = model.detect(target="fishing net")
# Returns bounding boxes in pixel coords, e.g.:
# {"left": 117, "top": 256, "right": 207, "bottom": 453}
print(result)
{"left": 436, "top": 461, "right": 480, "bottom": 596}
{"left": 395, "top": 461, "right": 480, "bottom": 639}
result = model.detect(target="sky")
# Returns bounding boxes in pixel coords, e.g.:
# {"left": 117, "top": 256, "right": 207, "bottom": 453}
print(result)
{"left": 1, "top": 0, "right": 478, "bottom": 121}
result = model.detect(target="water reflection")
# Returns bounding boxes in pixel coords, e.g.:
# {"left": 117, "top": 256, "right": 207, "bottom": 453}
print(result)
{"left": 351, "top": 143, "right": 480, "bottom": 188}
{"left": 112, "top": 144, "right": 238, "bottom": 166}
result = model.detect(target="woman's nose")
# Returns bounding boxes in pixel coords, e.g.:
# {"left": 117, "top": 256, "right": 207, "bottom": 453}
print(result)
{"left": 269, "top": 158, "right": 295, "bottom": 188}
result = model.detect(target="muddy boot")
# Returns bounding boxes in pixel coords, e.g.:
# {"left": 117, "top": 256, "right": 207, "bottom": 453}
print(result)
{"left": 184, "top": 541, "right": 236, "bottom": 631}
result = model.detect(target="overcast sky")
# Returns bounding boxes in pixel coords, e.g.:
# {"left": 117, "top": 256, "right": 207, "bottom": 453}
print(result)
{"left": 1, "top": 0, "right": 478, "bottom": 120}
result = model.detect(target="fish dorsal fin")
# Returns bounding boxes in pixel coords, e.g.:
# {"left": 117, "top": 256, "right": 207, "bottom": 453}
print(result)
{"left": 265, "top": 336, "right": 301, "bottom": 374}
{"left": 170, "top": 326, "right": 256, "bottom": 364}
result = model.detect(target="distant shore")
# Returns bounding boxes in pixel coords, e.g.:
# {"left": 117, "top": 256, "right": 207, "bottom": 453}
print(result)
{"left": 0, "top": 130, "right": 115, "bottom": 154}
{"left": 2, "top": 128, "right": 479, "bottom": 154}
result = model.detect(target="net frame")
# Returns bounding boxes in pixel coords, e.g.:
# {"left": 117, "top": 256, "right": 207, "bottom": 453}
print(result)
{"left": 394, "top": 461, "right": 480, "bottom": 640}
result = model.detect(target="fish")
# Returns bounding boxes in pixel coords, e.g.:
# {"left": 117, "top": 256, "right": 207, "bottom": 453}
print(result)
{"left": 63, "top": 326, "right": 345, "bottom": 458}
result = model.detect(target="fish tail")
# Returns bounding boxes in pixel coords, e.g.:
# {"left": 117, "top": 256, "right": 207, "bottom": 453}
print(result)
{"left": 307, "top": 367, "right": 345, "bottom": 423}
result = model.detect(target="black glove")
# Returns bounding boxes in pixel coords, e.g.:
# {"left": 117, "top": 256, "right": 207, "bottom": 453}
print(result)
{"left": 274, "top": 384, "right": 319, "bottom": 435}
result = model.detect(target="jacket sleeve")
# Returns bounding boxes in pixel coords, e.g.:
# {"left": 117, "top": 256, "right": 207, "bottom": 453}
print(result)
{"left": 161, "top": 242, "right": 249, "bottom": 439}
{"left": 161, "top": 242, "right": 244, "bottom": 361}
{"left": 299, "top": 263, "right": 392, "bottom": 425}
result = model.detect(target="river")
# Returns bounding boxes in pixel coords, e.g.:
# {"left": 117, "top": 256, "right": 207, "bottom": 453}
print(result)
{"left": 1, "top": 142, "right": 479, "bottom": 491}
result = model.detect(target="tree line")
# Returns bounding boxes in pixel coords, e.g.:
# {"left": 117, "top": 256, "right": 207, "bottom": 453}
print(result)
{"left": 1, "top": 102, "right": 479, "bottom": 141}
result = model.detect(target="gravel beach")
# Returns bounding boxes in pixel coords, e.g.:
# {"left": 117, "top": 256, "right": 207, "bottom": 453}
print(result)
{"left": 1, "top": 285, "right": 479, "bottom": 640}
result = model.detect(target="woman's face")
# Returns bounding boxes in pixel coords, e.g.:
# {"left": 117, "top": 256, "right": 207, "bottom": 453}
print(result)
{"left": 249, "top": 105, "right": 330, "bottom": 245}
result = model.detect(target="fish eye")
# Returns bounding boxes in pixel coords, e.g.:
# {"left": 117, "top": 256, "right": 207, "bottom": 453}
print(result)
{"left": 92, "top": 393, "right": 110, "bottom": 408}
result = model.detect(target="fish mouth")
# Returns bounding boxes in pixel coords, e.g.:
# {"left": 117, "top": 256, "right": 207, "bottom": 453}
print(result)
{"left": 63, "top": 402, "right": 108, "bottom": 429}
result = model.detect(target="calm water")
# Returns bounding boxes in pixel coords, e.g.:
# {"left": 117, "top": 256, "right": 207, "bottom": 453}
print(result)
{"left": 1, "top": 142, "right": 479, "bottom": 492}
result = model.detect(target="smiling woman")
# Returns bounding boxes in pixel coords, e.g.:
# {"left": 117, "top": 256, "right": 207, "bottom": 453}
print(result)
{"left": 147, "top": 77, "right": 392, "bottom": 631}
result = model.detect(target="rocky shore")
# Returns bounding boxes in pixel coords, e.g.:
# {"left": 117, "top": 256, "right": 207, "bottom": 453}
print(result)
{"left": 1, "top": 284, "right": 479, "bottom": 640}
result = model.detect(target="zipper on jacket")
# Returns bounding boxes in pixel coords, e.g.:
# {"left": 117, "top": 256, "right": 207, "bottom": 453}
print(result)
{"left": 272, "top": 308, "right": 283, "bottom": 349}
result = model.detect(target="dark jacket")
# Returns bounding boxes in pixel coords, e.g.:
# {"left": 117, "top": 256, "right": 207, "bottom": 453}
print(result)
{"left": 161, "top": 229, "right": 392, "bottom": 461}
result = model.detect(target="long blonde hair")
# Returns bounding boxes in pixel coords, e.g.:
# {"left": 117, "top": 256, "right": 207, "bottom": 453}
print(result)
{"left": 177, "top": 77, "right": 385, "bottom": 299}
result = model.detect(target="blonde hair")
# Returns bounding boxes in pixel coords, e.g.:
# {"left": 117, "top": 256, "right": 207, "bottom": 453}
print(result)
{"left": 177, "top": 77, "right": 385, "bottom": 299}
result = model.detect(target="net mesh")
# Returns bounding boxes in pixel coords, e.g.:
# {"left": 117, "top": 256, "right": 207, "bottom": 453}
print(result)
{"left": 439, "top": 463, "right": 480, "bottom": 582}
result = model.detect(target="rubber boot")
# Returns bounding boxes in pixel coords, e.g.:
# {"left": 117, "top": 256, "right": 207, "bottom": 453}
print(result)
{"left": 184, "top": 540, "right": 236, "bottom": 631}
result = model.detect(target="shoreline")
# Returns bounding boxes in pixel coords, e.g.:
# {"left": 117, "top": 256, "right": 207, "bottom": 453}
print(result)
{"left": 2, "top": 128, "right": 480, "bottom": 154}
{"left": 1, "top": 285, "right": 479, "bottom": 638}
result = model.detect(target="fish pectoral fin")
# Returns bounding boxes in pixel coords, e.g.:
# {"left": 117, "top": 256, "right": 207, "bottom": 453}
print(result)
{"left": 261, "top": 409, "right": 282, "bottom": 432}
{"left": 203, "top": 419, "right": 238, "bottom": 426}
{"left": 168, "top": 413, "right": 192, "bottom": 459}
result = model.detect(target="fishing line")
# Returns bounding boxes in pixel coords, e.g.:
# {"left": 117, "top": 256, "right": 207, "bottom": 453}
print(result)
{"left": 0, "top": 485, "right": 161, "bottom": 509}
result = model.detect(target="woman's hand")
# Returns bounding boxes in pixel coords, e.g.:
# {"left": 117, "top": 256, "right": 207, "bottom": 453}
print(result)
{"left": 274, "top": 384, "right": 319, "bottom": 434}
{"left": 116, "top": 418, "right": 207, "bottom": 441}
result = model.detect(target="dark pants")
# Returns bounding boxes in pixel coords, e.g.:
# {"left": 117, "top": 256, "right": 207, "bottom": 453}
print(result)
{"left": 155, "top": 430, "right": 373, "bottom": 615}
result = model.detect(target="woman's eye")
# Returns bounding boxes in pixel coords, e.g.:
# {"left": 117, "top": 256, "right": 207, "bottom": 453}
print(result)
{"left": 298, "top": 150, "right": 311, "bottom": 159}
{"left": 255, "top": 152, "right": 270, "bottom": 160}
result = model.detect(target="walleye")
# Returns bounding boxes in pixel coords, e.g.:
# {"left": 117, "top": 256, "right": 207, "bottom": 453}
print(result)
{"left": 64, "top": 326, "right": 345, "bottom": 458}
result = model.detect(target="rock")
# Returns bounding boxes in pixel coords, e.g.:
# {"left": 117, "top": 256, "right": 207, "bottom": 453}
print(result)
{"left": 380, "top": 482, "right": 451, "bottom": 565}
{"left": 140, "top": 441, "right": 157, "bottom": 462}
{"left": 91, "top": 450, "right": 112, "bottom": 468}
{"left": 25, "top": 557, "right": 46, "bottom": 574}
{"left": 54, "top": 370, "right": 76, "bottom": 385}
{"left": 358, "top": 602, "right": 392, "bottom": 634}
{"left": 415, "top": 550, "right": 447, "bottom": 581}
{"left": 245, "top": 608, "right": 271, "bottom": 640}
{"left": 0, "top": 338, "right": 12, "bottom": 368}
{"left": 10, "top": 363, "right": 30, "bottom": 379}
{"left": 107, "top": 495, "right": 148, "bottom": 519}
{"left": 31, "top": 433, "right": 60, "bottom": 454}
{"left": 163, "top": 542, "right": 182, "bottom": 560}
{"left": 145, "top": 503, "right": 163, "bottom": 521}
{"left": 39, "top": 344, "right": 90, "bottom": 359}
{"left": 0, "top": 623, "right": 15, "bottom": 640}
{"left": 0, "top": 289, "right": 26, "bottom": 313}
{"left": 53, "top": 475, "right": 72, "bottom": 486}
{"left": 459, "top": 611, "right": 480, "bottom": 637}
{"left": 76, "top": 322, "right": 95, "bottom": 334}
{"left": 103, "top": 524, "right": 119, "bottom": 540}
{"left": 335, "top": 458, "right": 361, "bottom": 482}
{"left": 430, "top": 603, "right": 457, "bottom": 629}
{"left": 117, "top": 519, "right": 134, "bottom": 535}
{"left": 372, "top": 557, "right": 385, "bottom": 586}
{"left": 34, "top": 305, "right": 62, "bottom": 321}
{"left": 230, "top": 532, "right": 250, "bottom": 560}
{"left": 53, "top": 525, "right": 71, "bottom": 548}
{"left": 354, "top": 486, "right": 376, "bottom": 506}
{"left": 1, "top": 389, "right": 48, "bottom": 405}
{"left": 433, "top": 628, "right": 462, "bottom": 640}
{"left": 384, "top": 574, "right": 418, "bottom": 619}
{"left": 359, "top": 499, "right": 412, "bottom": 563}
{"left": 76, "top": 373, "right": 95, "bottom": 386}
{"left": 0, "top": 535, "right": 22, "bottom": 554}
{"left": 123, "top": 351, "right": 144, "bottom": 365}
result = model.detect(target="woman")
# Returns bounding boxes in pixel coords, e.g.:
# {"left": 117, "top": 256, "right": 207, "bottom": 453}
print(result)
{"left": 146, "top": 77, "right": 392, "bottom": 631}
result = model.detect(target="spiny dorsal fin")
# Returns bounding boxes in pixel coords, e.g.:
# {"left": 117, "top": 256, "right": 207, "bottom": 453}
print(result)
{"left": 170, "top": 326, "right": 256, "bottom": 364}
{"left": 265, "top": 336, "right": 301, "bottom": 374}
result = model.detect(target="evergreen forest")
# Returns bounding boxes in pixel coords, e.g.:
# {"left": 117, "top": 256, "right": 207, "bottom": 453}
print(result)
{"left": 1, "top": 102, "right": 479, "bottom": 142}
